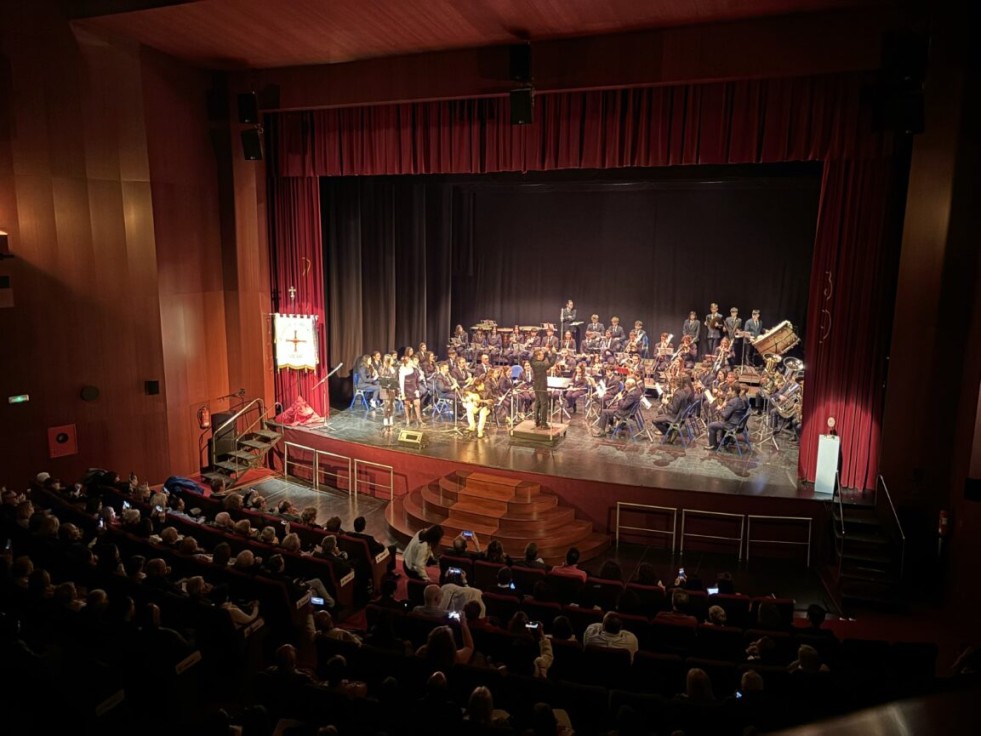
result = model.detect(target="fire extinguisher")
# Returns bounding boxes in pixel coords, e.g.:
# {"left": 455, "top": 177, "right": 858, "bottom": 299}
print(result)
{"left": 197, "top": 405, "right": 211, "bottom": 430}
{"left": 938, "top": 509, "right": 951, "bottom": 557}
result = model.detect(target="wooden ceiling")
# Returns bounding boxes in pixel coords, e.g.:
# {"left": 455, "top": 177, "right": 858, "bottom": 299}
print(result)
{"left": 72, "top": 0, "right": 887, "bottom": 70}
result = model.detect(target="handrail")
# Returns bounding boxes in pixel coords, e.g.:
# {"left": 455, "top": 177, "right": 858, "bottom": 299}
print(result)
{"left": 198, "top": 398, "right": 267, "bottom": 469}
{"left": 878, "top": 474, "right": 906, "bottom": 577}
{"left": 834, "top": 470, "right": 845, "bottom": 578}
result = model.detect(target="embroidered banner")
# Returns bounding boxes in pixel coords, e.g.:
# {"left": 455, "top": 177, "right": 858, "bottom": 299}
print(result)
{"left": 274, "top": 314, "right": 319, "bottom": 371}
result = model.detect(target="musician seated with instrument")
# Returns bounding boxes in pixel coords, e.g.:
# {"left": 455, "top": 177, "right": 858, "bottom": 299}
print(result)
{"left": 561, "top": 330, "right": 577, "bottom": 352}
{"left": 355, "top": 355, "right": 381, "bottom": 406}
{"left": 652, "top": 376, "right": 694, "bottom": 436}
{"left": 592, "top": 376, "right": 643, "bottom": 436}
{"left": 565, "top": 363, "right": 589, "bottom": 414}
{"left": 486, "top": 326, "right": 503, "bottom": 356}
{"left": 769, "top": 374, "right": 802, "bottom": 437}
{"left": 464, "top": 376, "right": 492, "bottom": 439}
{"left": 654, "top": 332, "right": 674, "bottom": 372}
{"left": 451, "top": 356, "right": 471, "bottom": 386}
{"left": 706, "top": 382, "right": 750, "bottom": 450}
{"left": 433, "top": 362, "right": 458, "bottom": 402}
{"left": 474, "top": 353, "right": 493, "bottom": 379}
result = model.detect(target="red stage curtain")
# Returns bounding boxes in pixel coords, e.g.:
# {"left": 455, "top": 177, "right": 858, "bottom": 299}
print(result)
{"left": 268, "top": 73, "right": 896, "bottom": 489}
{"left": 269, "top": 177, "right": 329, "bottom": 416}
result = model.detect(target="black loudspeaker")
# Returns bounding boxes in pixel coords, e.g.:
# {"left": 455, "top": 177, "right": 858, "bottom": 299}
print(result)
{"left": 397, "top": 429, "right": 425, "bottom": 447}
{"left": 237, "top": 92, "right": 259, "bottom": 123}
{"left": 211, "top": 411, "right": 236, "bottom": 457}
{"left": 80, "top": 385, "right": 100, "bottom": 402}
{"left": 510, "top": 88, "right": 534, "bottom": 125}
{"left": 241, "top": 128, "right": 263, "bottom": 160}
{"left": 509, "top": 43, "right": 531, "bottom": 83}
{"left": 144, "top": 380, "right": 160, "bottom": 395}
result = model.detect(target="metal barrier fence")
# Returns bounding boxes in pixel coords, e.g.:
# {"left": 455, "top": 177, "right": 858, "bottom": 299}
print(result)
{"left": 282, "top": 441, "right": 352, "bottom": 494}
{"left": 354, "top": 458, "right": 395, "bottom": 501}
{"left": 680, "top": 509, "right": 746, "bottom": 560}
{"left": 614, "top": 502, "right": 678, "bottom": 553}
{"left": 746, "top": 514, "right": 812, "bottom": 567}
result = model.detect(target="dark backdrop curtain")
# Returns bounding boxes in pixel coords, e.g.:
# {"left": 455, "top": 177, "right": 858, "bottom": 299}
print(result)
{"left": 323, "top": 178, "right": 453, "bottom": 365}
{"left": 268, "top": 176, "right": 328, "bottom": 416}
{"left": 323, "top": 168, "right": 819, "bottom": 363}
{"left": 268, "top": 73, "right": 897, "bottom": 489}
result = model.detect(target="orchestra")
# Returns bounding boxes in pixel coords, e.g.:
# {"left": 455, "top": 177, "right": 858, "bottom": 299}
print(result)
{"left": 348, "top": 302, "right": 802, "bottom": 452}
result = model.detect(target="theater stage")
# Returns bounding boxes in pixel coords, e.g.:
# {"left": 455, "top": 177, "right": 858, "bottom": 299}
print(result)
{"left": 275, "top": 405, "right": 829, "bottom": 562}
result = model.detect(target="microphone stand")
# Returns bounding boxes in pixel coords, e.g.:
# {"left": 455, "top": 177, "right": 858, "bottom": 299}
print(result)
{"left": 311, "top": 363, "right": 344, "bottom": 430}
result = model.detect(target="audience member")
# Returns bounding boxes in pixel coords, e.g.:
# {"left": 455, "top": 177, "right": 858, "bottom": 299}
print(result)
{"left": 514, "top": 542, "right": 548, "bottom": 570}
{"left": 583, "top": 611, "right": 639, "bottom": 661}
{"left": 654, "top": 589, "right": 697, "bottom": 627}
{"left": 403, "top": 525, "right": 444, "bottom": 581}
{"left": 550, "top": 547, "right": 587, "bottom": 582}
{"left": 413, "top": 584, "right": 447, "bottom": 618}
{"left": 441, "top": 569, "right": 485, "bottom": 616}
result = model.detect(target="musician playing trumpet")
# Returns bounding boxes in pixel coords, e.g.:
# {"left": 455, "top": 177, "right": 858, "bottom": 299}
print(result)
{"left": 463, "top": 376, "right": 492, "bottom": 439}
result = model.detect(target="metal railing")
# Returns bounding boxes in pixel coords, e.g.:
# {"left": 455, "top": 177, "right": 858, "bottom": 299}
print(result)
{"left": 877, "top": 474, "right": 906, "bottom": 577}
{"left": 614, "top": 502, "right": 678, "bottom": 552}
{"left": 746, "top": 514, "right": 812, "bottom": 567}
{"left": 198, "top": 398, "right": 270, "bottom": 469}
{"left": 834, "top": 469, "right": 845, "bottom": 577}
{"left": 354, "top": 459, "right": 395, "bottom": 501}
{"left": 282, "top": 441, "right": 352, "bottom": 493}
{"left": 680, "top": 509, "right": 745, "bottom": 560}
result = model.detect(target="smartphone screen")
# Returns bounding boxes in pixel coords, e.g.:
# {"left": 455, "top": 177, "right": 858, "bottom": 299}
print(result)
{"left": 462, "top": 530, "right": 473, "bottom": 539}
{"left": 311, "top": 596, "right": 325, "bottom": 606}
{"left": 448, "top": 567, "right": 462, "bottom": 576}
{"left": 447, "top": 611, "right": 460, "bottom": 620}
{"left": 525, "top": 622, "right": 539, "bottom": 630}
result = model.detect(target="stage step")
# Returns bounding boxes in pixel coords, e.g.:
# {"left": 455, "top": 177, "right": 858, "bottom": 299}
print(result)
{"left": 422, "top": 482, "right": 559, "bottom": 517}
{"left": 388, "top": 469, "right": 609, "bottom": 565}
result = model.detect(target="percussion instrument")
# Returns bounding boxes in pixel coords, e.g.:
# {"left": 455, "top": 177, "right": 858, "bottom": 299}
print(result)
{"left": 752, "top": 320, "right": 799, "bottom": 356}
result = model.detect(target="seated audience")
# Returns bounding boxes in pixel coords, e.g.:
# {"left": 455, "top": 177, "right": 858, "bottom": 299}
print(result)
{"left": 550, "top": 547, "right": 587, "bottom": 582}
{"left": 654, "top": 589, "right": 698, "bottom": 627}
{"left": 441, "top": 569, "right": 486, "bottom": 616}
{"left": 414, "top": 584, "right": 447, "bottom": 618}
{"left": 583, "top": 611, "right": 639, "bottom": 661}
{"left": 514, "top": 542, "right": 548, "bottom": 570}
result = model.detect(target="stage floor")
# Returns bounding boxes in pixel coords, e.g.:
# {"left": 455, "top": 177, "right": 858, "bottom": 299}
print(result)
{"left": 301, "top": 402, "right": 809, "bottom": 500}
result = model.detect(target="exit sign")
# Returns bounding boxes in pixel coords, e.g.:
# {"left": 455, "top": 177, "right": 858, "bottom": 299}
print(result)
{"left": 8, "top": 394, "right": 29, "bottom": 404}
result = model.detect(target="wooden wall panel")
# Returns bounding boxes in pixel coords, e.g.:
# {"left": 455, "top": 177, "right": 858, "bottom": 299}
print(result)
{"left": 140, "top": 46, "right": 230, "bottom": 475}
{"left": 0, "top": 3, "right": 173, "bottom": 484}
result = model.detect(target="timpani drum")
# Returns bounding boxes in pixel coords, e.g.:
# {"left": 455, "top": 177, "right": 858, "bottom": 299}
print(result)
{"left": 752, "top": 320, "right": 800, "bottom": 356}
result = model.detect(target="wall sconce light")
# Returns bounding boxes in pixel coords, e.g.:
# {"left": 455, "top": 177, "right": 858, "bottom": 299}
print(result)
{"left": 0, "top": 230, "right": 12, "bottom": 260}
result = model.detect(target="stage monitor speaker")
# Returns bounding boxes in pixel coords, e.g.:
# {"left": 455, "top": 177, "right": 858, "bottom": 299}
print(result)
{"left": 509, "top": 43, "right": 531, "bottom": 83}
{"left": 398, "top": 429, "right": 425, "bottom": 447}
{"left": 510, "top": 88, "right": 534, "bottom": 125}
{"left": 241, "top": 128, "right": 263, "bottom": 160}
{"left": 211, "top": 411, "right": 236, "bottom": 457}
{"left": 237, "top": 92, "right": 259, "bottom": 123}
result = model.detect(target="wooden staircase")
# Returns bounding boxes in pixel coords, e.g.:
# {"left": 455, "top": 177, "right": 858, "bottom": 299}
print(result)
{"left": 828, "top": 478, "right": 906, "bottom": 613}
{"left": 387, "top": 470, "right": 609, "bottom": 566}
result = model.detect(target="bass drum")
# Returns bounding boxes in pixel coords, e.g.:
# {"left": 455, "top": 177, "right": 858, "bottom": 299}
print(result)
{"left": 752, "top": 320, "right": 800, "bottom": 356}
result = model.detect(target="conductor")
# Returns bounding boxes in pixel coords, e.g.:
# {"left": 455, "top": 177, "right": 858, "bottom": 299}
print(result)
{"left": 530, "top": 347, "right": 557, "bottom": 429}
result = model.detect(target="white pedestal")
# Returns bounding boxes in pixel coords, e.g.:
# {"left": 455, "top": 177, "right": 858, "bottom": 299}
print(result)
{"left": 815, "top": 434, "right": 840, "bottom": 494}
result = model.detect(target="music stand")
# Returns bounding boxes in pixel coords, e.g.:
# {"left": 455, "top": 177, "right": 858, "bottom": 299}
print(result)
{"left": 312, "top": 363, "right": 344, "bottom": 430}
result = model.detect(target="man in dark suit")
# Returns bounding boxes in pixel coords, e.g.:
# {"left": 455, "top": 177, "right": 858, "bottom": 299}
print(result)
{"left": 593, "top": 377, "right": 643, "bottom": 435}
{"left": 652, "top": 376, "right": 694, "bottom": 436}
{"left": 348, "top": 515, "right": 398, "bottom": 575}
{"left": 529, "top": 348, "right": 557, "bottom": 429}
{"left": 707, "top": 383, "right": 749, "bottom": 450}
